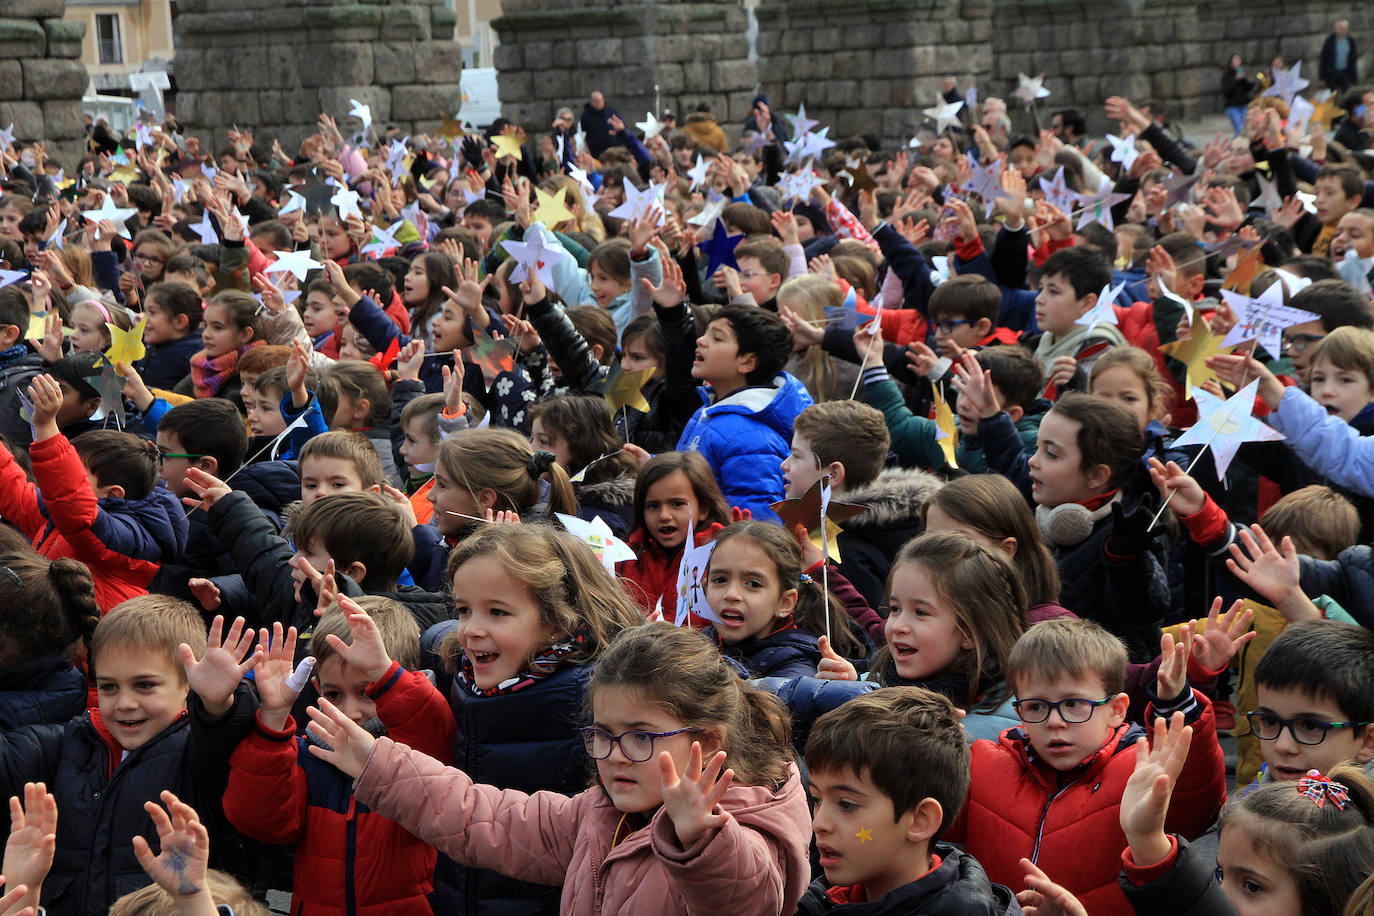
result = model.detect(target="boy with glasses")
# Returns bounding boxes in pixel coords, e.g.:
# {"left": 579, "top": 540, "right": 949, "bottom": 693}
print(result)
{"left": 946, "top": 618, "right": 1226, "bottom": 915}
{"left": 1250, "top": 619, "right": 1374, "bottom": 784}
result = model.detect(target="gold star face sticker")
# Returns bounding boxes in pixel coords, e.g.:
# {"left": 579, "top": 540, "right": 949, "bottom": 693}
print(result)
{"left": 532, "top": 186, "right": 575, "bottom": 228}
{"left": 771, "top": 478, "right": 867, "bottom": 562}
{"left": 932, "top": 386, "right": 958, "bottom": 468}
{"left": 1222, "top": 244, "right": 1265, "bottom": 296}
{"left": 491, "top": 134, "right": 523, "bottom": 161}
{"left": 854, "top": 827, "right": 874, "bottom": 844}
{"left": 1160, "top": 321, "right": 1235, "bottom": 398}
{"left": 601, "top": 364, "right": 654, "bottom": 414}
{"left": 100, "top": 315, "right": 148, "bottom": 372}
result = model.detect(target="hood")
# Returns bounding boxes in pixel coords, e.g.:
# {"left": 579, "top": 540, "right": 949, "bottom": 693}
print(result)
{"left": 700, "top": 372, "right": 813, "bottom": 438}
{"left": 576, "top": 472, "right": 635, "bottom": 507}
{"left": 841, "top": 466, "right": 944, "bottom": 533}
{"left": 685, "top": 111, "right": 720, "bottom": 126}
{"left": 232, "top": 459, "right": 301, "bottom": 514}
{"left": 102, "top": 483, "right": 189, "bottom": 561}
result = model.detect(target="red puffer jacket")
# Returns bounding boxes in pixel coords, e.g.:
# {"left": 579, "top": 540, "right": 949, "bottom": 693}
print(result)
{"left": 948, "top": 690, "right": 1225, "bottom": 916}
{"left": 617, "top": 522, "right": 724, "bottom": 623}
{"left": 223, "top": 663, "right": 456, "bottom": 915}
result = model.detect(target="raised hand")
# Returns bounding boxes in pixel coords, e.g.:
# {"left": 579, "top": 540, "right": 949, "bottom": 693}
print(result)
{"left": 2, "top": 782, "right": 56, "bottom": 912}
{"left": 1017, "top": 858, "right": 1090, "bottom": 916}
{"left": 25, "top": 375, "right": 62, "bottom": 442}
{"left": 643, "top": 249, "right": 687, "bottom": 308}
{"left": 187, "top": 578, "right": 222, "bottom": 613}
{"left": 1119, "top": 712, "right": 1191, "bottom": 867}
{"left": 952, "top": 351, "right": 1000, "bottom": 419}
{"left": 179, "top": 615, "right": 260, "bottom": 717}
{"left": 1146, "top": 457, "right": 1206, "bottom": 518}
{"left": 1226, "top": 524, "right": 1317, "bottom": 620}
{"left": 778, "top": 305, "right": 823, "bottom": 348}
{"left": 815, "top": 635, "right": 858, "bottom": 681}
{"left": 1155, "top": 626, "right": 1189, "bottom": 701}
{"left": 253, "top": 623, "right": 306, "bottom": 732}
{"left": 1047, "top": 355, "right": 1077, "bottom": 390}
{"left": 182, "top": 466, "right": 232, "bottom": 511}
{"left": 659, "top": 742, "right": 735, "bottom": 847}
{"left": 131, "top": 791, "right": 210, "bottom": 901}
{"left": 251, "top": 271, "right": 286, "bottom": 315}
{"left": 906, "top": 339, "right": 941, "bottom": 376}
{"left": 1188, "top": 598, "right": 1256, "bottom": 672}
{"left": 396, "top": 338, "right": 425, "bottom": 382}
{"left": 34, "top": 312, "right": 63, "bottom": 365}
{"left": 305, "top": 698, "right": 377, "bottom": 778}
{"left": 323, "top": 596, "right": 395, "bottom": 683}
{"left": 441, "top": 351, "right": 466, "bottom": 414}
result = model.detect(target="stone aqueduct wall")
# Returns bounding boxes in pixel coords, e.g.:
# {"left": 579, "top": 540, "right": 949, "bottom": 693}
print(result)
{"left": 0, "top": 0, "right": 88, "bottom": 167}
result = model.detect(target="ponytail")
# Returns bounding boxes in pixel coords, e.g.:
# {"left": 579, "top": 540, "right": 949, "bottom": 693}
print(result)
{"left": 50, "top": 559, "right": 100, "bottom": 652}
{"left": 0, "top": 551, "right": 97, "bottom": 666}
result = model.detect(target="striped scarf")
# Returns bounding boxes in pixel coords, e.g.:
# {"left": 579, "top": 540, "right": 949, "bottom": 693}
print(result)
{"left": 190, "top": 341, "right": 260, "bottom": 398}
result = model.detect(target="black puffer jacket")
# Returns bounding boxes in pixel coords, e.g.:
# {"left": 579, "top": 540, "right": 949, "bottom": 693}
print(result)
{"left": 574, "top": 473, "right": 635, "bottom": 538}
{"left": 0, "top": 655, "right": 87, "bottom": 732}
{"left": 836, "top": 466, "right": 943, "bottom": 610}
{"left": 796, "top": 843, "right": 1021, "bottom": 915}
{"left": 1119, "top": 837, "right": 1233, "bottom": 916}
{"left": 718, "top": 627, "right": 823, "bottom": 679}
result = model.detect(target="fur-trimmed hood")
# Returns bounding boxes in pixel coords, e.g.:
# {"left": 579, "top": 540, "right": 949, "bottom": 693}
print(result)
{"left": 841, "top": 466, "right": 944, "bottom": 533}
{"left": 575, "top": 472, "right": 635, "bottom": 507}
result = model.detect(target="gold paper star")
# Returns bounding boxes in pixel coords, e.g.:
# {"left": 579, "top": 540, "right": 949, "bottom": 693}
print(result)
{"left": 491, "top": 134, "right": 523, "bottom": 161}
{"left": 435, "top": 115, "right": 466, "bottom": 141}
{"left": 854, "top": 827, "right": 874, "bottom": 844}
{"left": 601, "top": 364, "right": 654, "bottom": 414}
{"left": 99, "top": 315, "right": 147, "bottom": 372}
{"left": 108, "top": 166, "right": 140, "bottom": 184}
{"left": 1222, "top": 244, "right": 1265, "bottom": 296}
{"left": 932, "top": 386, "right": 958, "bottom": 468}
{"left": 532, "top": 186, "right": 575, "bottom": 228}
{"left": 1160, "top": 321, "right": 1235, "bottom": 398}
{"left": 1310, "top": 95, "right": 1346, "bottom": 131}
{"left": 771, "top": 478, "right": 867, "bottom": 562}
{"left": 840, "top": 160, "right": 877, "bottom": 193}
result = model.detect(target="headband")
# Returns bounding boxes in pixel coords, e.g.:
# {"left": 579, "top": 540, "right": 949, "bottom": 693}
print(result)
{"left": 80, "top": 298, "right": 112, "bottom": 325}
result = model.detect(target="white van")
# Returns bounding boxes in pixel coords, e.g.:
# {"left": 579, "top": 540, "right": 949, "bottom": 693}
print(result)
{"left": 460, "top": 68, "right": 502, "bottom": 129}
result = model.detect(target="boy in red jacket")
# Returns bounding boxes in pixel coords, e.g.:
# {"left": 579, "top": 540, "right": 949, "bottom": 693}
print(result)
{"left": 223, "top": 595, "right": 454, "bottom": 915}
{"left": 948, "top": 618, "right": 1227, "bottom": 916}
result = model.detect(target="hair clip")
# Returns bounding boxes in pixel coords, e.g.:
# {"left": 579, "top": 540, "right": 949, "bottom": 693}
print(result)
{"left": 0, "top": 566, "right": 22, "bottom": 588}
{"left": 1298, "top": 770, "right": 1350, "bottom": 810}
{"left": 798, "top": 572, "right": 812, "bottom": 585}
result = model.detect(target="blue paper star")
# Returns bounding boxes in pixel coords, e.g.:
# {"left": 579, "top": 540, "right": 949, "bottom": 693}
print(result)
{"left": 700, "top": 218, "right": 742, "bottom": 276}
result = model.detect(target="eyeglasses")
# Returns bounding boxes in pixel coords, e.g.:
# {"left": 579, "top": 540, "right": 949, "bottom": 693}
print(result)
{"left": 934, "top": 318, "right": 971, "bottom": 335}
{"left": 738, "top": 270, "right": 768, "bottom": 280}
{"left": 157, "top": 448, "right": 205, "bottom": 466}
{"left": 1013, "top": 696, "right": 1114, "bottom": 724}
{"left": 579, "top": 726, "right": 700, "bottom": 762}
{"left": 133, "top": 252, "right": 166, "bottom": 265}
{"left": 1246, "top": 711, "right": 1371, "bottom": 746}
{"left": 1281, "top": 332, "right": 1324, "bottom": 354}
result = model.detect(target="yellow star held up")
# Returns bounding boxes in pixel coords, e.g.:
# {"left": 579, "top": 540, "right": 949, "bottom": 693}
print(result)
{"left": 1310, "top": 95, "right": 1346, "bottom": 131}
{"left": 932, "top": 386, "right": 959, "bottom": 468}
{"left": 435, "top": 115, "right": 466, "bottom": 141}
{"left": 771, "top": 478, "right": 867, "bottom": 562}
{"left": 602, "top": 365, "right": 654, "bottom": 414}
{"left": 854, "top": 827, "right": 874, "bottom": 844}
{"left": 1160, "top": 321, "right": 1235, "bottom": 399}
{"left": 491, "top": 134, "right": 523, "bottom": 161}
{"left": 101, "top": 315, "right": 148, "bottom": 373}
{"left": 532, "top": 186, "right": 575, "bottom": 228}
{"left": 25, "top": 312, "right": 47, "bottom": 342}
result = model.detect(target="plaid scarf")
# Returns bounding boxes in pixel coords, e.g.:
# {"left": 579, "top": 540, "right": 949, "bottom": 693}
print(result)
{"left": 455, "top": 625, "right": 592, "bottom": 697}
{"left": 190, "top": 341, "right": 260, "bottom": 398}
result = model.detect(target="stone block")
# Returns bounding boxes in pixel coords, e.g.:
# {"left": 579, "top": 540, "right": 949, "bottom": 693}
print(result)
{"left": 431, "top": 4, "right": 457, "bottom": 34}
{"left": 312, "top": 5, "right": 383, "bottom": 41}
{"left": 0, "top": 61, "right": 23, "bottom": 102}
{"left": 0, "top": 18, "right": 46, "bottom": 57}
{"left": 374, "top": 41, "right": 417, "bottom": 84}
{"left": 22, "top": 59, "right": 88, "bottom": 101}
{"left": 222, "top": 92, "right": 262, "bottom": 126}
{"left": 301, "top": 44, "right": 374, "bottom": 89}
{"left": 381, "top": 5, "right": 430, "bottom": 41}
{"left": 41, "top": 99, "right": 84, "bottom": 140}
{"left": 280, "top": 89, "right": 324, "bottom": 127}
{"left": 392, "top": 83, "right": 460, "bottom": 120}
{"left": 258, "top": 90, "right": 285, "bottom": 125}
{"left": 492, "top": 43, "right": 523, "bottom": 71}
{"left": 413, "top": 40, "right": 461, "bottom": 84}
{"left": 41, "top": 17, "right": 84, "bottom": 58}
{"left": 3, "top": 0, "right": 64, "bottom": 17}
{"left": 711, "top": 59, "right": 756, "bottom": 92}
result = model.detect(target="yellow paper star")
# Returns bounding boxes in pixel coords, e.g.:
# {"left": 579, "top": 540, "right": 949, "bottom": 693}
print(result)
{"left": 1223, "top": 245, "right": 1264, "bottom": 296}
{"left": 602, "top": 365, "right": 654, "bottom": 414}
{"left": 108, "top": 166, "right": 140, "bottom": 184}
{"left": 854, "top": 827, "right": 874, "bottom": 844}
{"left": 491, "top": 134, "right": 523, "bottom": 162}
{"left": 532, "top": 186, "right": 575, "bottom": 228}
{"left": 101, "top": 315, "right": 148, "bottom": 372}
{"left": 1160, "top": 321, "right": 1235, "bottom": 399}
{"left": 932, "top": 386, "right": 958, "bottom": 468}
{"left": 1310, "top": 95, "right": 1346, "bottom": 131}
{"left": 26, "top": 312, "right": 46, "bottom": 342}
{"left": 435, "top": 115, "right": 466, "bottom": 141}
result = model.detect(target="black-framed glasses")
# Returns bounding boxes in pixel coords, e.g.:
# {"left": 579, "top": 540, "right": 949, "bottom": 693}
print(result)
{"left": 1013, "top": 696, "right": 1114, "bottom": 724}
{"left": 579, "top": 725, "right": 700, "bottom": 762}
{"left": 1246, "top": 711, "right": 1371, "bottom": 746}
{"left": 934, "top": 318, "right": 971, "bottom": 335}
{"left": 1281, "top": 332, "right": 1324, "bottom": 354}
{"left": 157, "top": 448, "right": 204, "bottom": 466}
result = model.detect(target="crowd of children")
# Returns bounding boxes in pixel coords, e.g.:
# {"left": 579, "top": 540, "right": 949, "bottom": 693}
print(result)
{"left": 1, "top": 59, "right": 1374, "bottom": 914}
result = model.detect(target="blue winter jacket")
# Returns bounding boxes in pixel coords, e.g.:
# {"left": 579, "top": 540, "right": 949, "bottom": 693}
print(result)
{"left": 677, "top": 371, "right": 814, "bottom": 523}
{"left": 0, "top": 655, "right": 87, "bottom": 732}
{"left": 136, "top": 334, "right": 202, "bottom": 392}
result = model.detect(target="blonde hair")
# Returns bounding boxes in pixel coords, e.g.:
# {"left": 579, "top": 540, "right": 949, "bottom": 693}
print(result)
{"left": 311, "top": 595, "right": 421, "bottom": 672}
{"left": 1089, "top": 345, "right": 1172, "bottom": 418}
{"left": 91, "top": 595, "right": 207, "bottom": 681}
{"left": 776, "top": 274, "right": 842, "bottom": 401}
{"left": 110, "top": 869, "right": 268, "bottom": 916}
{"left": 440, "top": 523, "right": 642, "bottom": 671}
{"left": 435, "top": 428, "right": 577, "bottom": 519}
{"left": 1006, "top": 618, "right": 1128, "bottom": 696}
{"left": 1311, "top": 326, "right": 1374, "bottom": 390}
{"left": 1260, "top": 485, "right": 1361, "bottom": 560}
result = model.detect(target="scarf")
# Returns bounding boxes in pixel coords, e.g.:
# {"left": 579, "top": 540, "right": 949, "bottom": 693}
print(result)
{"left": 455, "top": 625, "right": 592, "bottom": 697}
{"left": 190, "top": 341, "right": 259, "bottom": 398}
{"left": 0, "top": 343, "right": 29, "bottom": 366}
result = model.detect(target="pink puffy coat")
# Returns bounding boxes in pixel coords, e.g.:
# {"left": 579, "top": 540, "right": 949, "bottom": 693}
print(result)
{"left": 353, "top": 737, "right": 813, "bottom": 916}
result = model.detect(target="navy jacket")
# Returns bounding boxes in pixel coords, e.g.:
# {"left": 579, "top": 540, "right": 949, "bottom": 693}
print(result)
{"left": 136, "top": 334, "right": 201, "bottom": 392}
{"left": 719, "top": 628, "right": 823, "bottom": 679}
{"left": 0, "top": 655, "right": 87, "bottom": 732}
{"left": 796, "top": 843, "right": 1020, "bottom": 915}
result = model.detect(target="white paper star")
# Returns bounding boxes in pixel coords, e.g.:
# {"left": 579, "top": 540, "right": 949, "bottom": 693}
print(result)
{"left": 361, "top": 219, "right": 405, "bottom": 258}
{"left": 1038, "top": 167, "right": 1078, "bottom": 215}
{"left": 348, "top": 98, "right": 373, "bottom": 133}
{"left": 1251, "top": 174, "right": 1282, "bottom": 216}
{"left": 1076, "top": 280, "right": 1127, "bottom": 333}
{"left": 278, "top": 188, "right": 306, "bottom": 217}
{"left": 501, "top": 226, "right": 571, "bottom": 289}
{"left": 330, "top": 184, "right": 364, "bottom": 222}
{"left": 686, "top": 155, "right": 711, "bottom": 192}
{"left": 1013, "top": 73, "right": 1051, "bottom": 108}
{"left": 47, "top": 218, "right": 66, "bottom": 250}
{"left": 608, "top": 181, "right": 667, "bottom": 225}
{"left": 200, "top": 163, "right": 218, "bottom": 181}
{"left": 554, "top": 513, "right": 636, "bottom": 573}
{"left": 1073, "top": 176, "right": 1131, "bottom": 232}
{"left": 635, "top": 112, "right": 664, "bottom": 141}
{"left": 785, "top": 104, "right": 820, "bottom": 137}
{"left": 0, "top": 124, "right": 15, "bottom": 148}
{"left": 265, "top": 249, "right": 324, "bottom": 283}
{"left": 1272, "top": 267, "right": 1313, "bottom": 297}
{"left": 964, "top": 153, "right": 1007, "bottom": 217}
{"left": 0, "top": 269, "right": 27, "bottom": 288}
{"left": 190, "top": 208, "right": 219, "bottom": 245}
{"left": 1106, "top": 133, "right": 1139, "bottom": 172}
{"left": 135, "top": 123, "right": 153, "bottom": 149}
{"left": 1285, "top": 95, "right": 1315, "bottom": 137}
{"left": 923, "top": 98, "right": 964, "bottom": 135}
{"left": 1220, "top": 287, "right": 1321, "bottom": 357}
{"left": 1158, "top": 274, "right": 1195, "bottom": 326}
{"left": 81, "top": 194, "right": 137, "bottom": 240}
{"left": 777, "top": 170, "right": 823, "bottom": 206}
{"left": 171, "top": 175, "right": 188, "bottom": 204}
{"left": 1295, "top": 190, "right": 1318, "bottom": 214}
{"left": 687, "top": 195, "right": 727, "bottom": 228}
{"left": 385, "top": 138, "right": 408, "bottom": 185}
{"left": 1262, "top": 61, "right": 1309, "bottom": 106}
{"left": 1173, "top": 380, "right": 1284, "bottom": 478}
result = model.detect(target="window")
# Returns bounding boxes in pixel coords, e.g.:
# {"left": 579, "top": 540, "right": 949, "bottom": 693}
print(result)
{"left": 96, "top": 14, "right": 122, "bottom": 64}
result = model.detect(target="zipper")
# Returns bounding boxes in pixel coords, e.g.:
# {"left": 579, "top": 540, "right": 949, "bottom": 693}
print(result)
{"left": 1029, "top": 773, "right": 1083, "bottom": 863}
{"left": 345, "top": 796, "right": 358, "bottom": 916}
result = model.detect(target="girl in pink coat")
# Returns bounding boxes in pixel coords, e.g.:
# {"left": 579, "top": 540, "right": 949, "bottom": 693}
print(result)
{"left": 306, "top": 622, "right": 814, "bottom": 916}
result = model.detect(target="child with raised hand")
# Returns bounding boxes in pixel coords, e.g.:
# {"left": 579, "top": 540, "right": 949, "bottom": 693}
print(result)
{"left": 616, "top": 451, "right": 731, "bottom": 620}
{"left": 422, "top": 524, "right": 643, "bottom": 914}
{"left": 305, "top": 622, "right": 813, "bottom": 916}
{"left": 702, "top": 521, "right": 868, "bottom": 679}
{"left": 223, "top": 596, "right": 451, "bottom": 915}
{"left": 0, "top": 373, "right": 185, "bottom": 611}
{"left": 816, "top": 531, "right": 1025, "bottom": 742}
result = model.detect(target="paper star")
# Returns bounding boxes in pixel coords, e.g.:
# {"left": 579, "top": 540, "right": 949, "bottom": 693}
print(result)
{"left": 0, "top": 124, "right": 14, "bottom": 148}
{"left": 854, "top": 827, "right": 874, "bottom": 844}
{"left": 964, "top": 154, "right": 1007, "bottom": 217}
{"left": 687, "top": 195, "right": 726, "bottom": 229}
{"left": 101, "top": 315, "right": 148, "bottom": 370}
{"left": 25, "top": 311, "right": 46, "bottom": 341}
{"left": 1157, "top": 274, "right": 1195, "bottom": 327}
{"left": 1076, "top": 280, "right": 1126, "bottom": 334}
{"left": 771, "top": 477, "right": 867, "bottom": 563}
{"left": 171, "top": 174, "right": 188, "bottom": 204}
{"left": 435, "top": 114, "right": 466, "bottom": 141}
{"left": 47, "top": 218, "right": 66, "bottom": 250}
{"left": 532, "top": 186, "right": 575, "bottom": 227}
{"left": 1220, "top": 287, "right": 1320, "bottom": 357}
{"left": 635, "top": 112, "right": 665, "bottom": 141}
{"left": 796, "top": 127, "right": 836, "bottom": 163}
{"left": 1262, "top": 61, "right": 1309, "bottom": 105}
{"left": 824, "top": 285, "right": 874, "bottom": 332}
{"left": 786, "top": 104, "right": 820, "bottom": 137}
{"left": 1106, "top": 133, "right": 1139, "bottom": 172}
{"left": 1038, "top": 168, "right": 1078, "bottom": 216}
{"left": 1162, "top": 172, "right": 1200, "bottom": 208}
{"left": 608, "top": 181, "right": 667, "bottom": 225}
{"left": 1073, "top": 176, "right": 1131, "bottom": 232}
{"left": 190, "top": 208, "right": 219, "bottom": 245}
{"left": 923, "top": 98, "right": 964, "bottom": 135}
{"left": 700, "top": 219, "right": 743, "bottom": 276}
{"left": 277, "top": 188, "right": 306, "bottom": 217}
{"left": 348, "top": 98, "right": 373, "bottom": 133}
{"left": 1310, "top": 91, "right": 1346, "bottom": 131}
{"left": 965, "top": 87, "right": 979, "bottom": 112}
{"left": 777, "top": 170, "right": 823, "bottom": 207}
{"left": 1013, "top": 73, "right": 1051, "bottom": 108}
{"left": 1222, "top": 243, "right": 1265, "bottom": 296}
{"left": 1272, "top": 266, "right": 1313, "bottom": 298}
{"left": 1160, "top": 320, "right": 1237, "bottom": 397}
{"left": 1295, "top": 190, "right": 1317, "bottom": 214}
{"left": 908, "top": 135, "right": 923, "bottom": 150}
{"left": 330, "top": 184, "right": 364, "bottom": 221}
{"left": 1251, "top": 174, "right": 1282, "bottom": 217}
{"left": 554, "top": 513, "right": 635, "bottom": 573}
{"left": 81, "top": 194, "right": 137, "bottom": 240}
{"left": 675, "top": 515, "right": 722, "bottom": 627}
{"left": 200, "top": 163, "right": 218, "bottom": 181}
{"left": 98, "top": 364, "right": 126, "bottom": 429}
{"left": 466, "top": 326, "right": 516, "bottom": 388}
{"left": 929, "top": 255, "right": 951, "bottom": 287}
{"left": 1173, "top": 380, "right": 1284, "bottom": 478}
{"left": 0, "top": 269, "right": 27, "bottom": 288}
{"left": 135, "top": 123, "right": 153, "bottom": 149}
{"left": 932, "top": 386, "right": 958, "bottom": 468}
{"left": 360, "top": 219, "right": 405, "bottom": 259}
{"left": 573, "top": 124, "right": 587, "bottom": 156}
{"left": 686, "top": 155, "right": 711, "bottom": 192}
{"left": 838, "top": 158, "right": 877, "bottom": 193}
{"left": 500, "top": 226, "right": 570, "bottom": 288}
{"left": 490, "top": 134, "right": 523, "bottom": 161}
{"left": 385, "top": 138, "right": 409, "bottom": 185}
{"left": 600, "top": 364, "right": 654, "bottom": 414}
{"left": 265, "top": 249, "right": 324, "bottom": 283}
